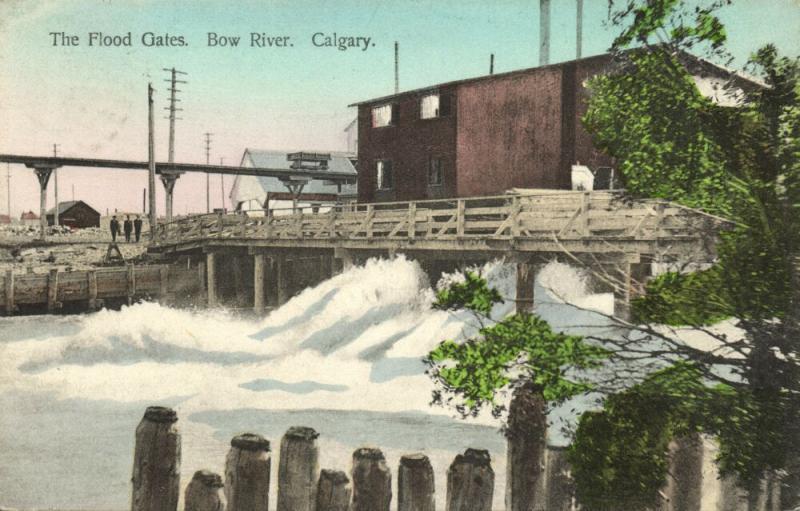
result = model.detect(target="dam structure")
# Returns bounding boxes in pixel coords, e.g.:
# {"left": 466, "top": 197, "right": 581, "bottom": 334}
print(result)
{"left": 147, "top": 189, "right": 727, "bottom": 319}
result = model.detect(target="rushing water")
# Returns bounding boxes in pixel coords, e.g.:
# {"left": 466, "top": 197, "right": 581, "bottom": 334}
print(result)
{"left": 0, "top": 257, "right": 616, "bottom": 510}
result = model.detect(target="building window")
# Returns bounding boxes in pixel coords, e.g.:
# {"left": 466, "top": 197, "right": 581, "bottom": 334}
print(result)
{"left": 428, "top": 157, "right": 443, "bottom": 186}
{"left": 376, "top": 160, "right": 393, "bottom": 190}
{"left": 420, "top": 93, "right": 440, "bottom": 119}
{"left": 372, "top": 104, "right": 395, "bottom": 127}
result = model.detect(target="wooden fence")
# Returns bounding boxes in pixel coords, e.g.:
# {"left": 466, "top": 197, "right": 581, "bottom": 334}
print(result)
{"left": 130, "top": 406, "right": 781, "bottom": 511}
{"left": 153, "top": 191, "right": 726, "bottom": 247}
{"left": 0, "top": 264, "right": 203, "bottom": 314}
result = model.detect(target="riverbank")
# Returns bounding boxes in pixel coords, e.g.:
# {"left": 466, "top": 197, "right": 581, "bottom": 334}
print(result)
{"left": 0, "top": 227, "right": 150, "bottom": 273}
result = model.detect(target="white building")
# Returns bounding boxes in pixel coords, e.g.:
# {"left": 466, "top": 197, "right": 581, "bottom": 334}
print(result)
{"left": 229, "top": 149, "right": 358, "bottom": 214}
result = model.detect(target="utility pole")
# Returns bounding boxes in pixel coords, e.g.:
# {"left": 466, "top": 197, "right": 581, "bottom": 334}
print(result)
{"left": 163, "top": 67, "right": 187, "bottom": 163}
{"left": 394, "top": 41, "right": 399, "bottom": 93}
{"left": 72, "top": 184, "right": 75, "bottom": 201}
{"left": 148, "top": 83, "right": 157, "bottom": 240}
{"left": 539, "top": 0, "right": 551, "bottom": 66}
{"left": 204, "top": 132, "right": 212, "bottom": 213}
{"left": 5, "top": 163, "right": 10, "bottom": 219}
{"left": 576, "top": 0, "right": 583, "bottom": 59}
{"left": 52, "top": 143, "right": 60, "bottom": 225}
{"left": 219, "top": 157, "right": 225, "bottom": 211}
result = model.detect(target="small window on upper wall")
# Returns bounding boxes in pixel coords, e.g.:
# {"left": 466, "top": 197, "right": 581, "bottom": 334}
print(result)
{"left": 372, "top": 104, "right": 394, "bottom": 127}
{"left": 376, "top": 160, "right": 393, "bottom": 190}
{"left": 428, "top": 157, "right": 443, "bottom": 186}
{"left": 420, "top": 93, "right": 440, "bottom": 119}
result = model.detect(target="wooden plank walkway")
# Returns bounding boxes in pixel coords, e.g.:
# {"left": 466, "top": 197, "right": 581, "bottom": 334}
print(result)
{"left": 151, "top": 191, "right": 728, "bottom": 259}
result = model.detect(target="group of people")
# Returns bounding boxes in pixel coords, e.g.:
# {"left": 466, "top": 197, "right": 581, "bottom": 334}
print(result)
{"left": 110, "top": 214, "right": 143, "bottom": 243}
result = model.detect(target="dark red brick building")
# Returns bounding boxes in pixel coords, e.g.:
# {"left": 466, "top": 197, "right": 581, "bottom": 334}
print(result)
{"left": 351, "top": 52, "right": 761, "bottom": 203}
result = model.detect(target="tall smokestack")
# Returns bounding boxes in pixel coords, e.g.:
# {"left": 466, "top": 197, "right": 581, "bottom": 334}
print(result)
{"left": 576, "top": 0, "right": 583, "bottom": 59}
{"left": 490, "top": 53, "right": 495, "bottom": 75}
{"left": 539, "top": 0, "right": 550, "bottom": 66}
{"left": 394, "top": 41, "right": 399, "bottom": 93}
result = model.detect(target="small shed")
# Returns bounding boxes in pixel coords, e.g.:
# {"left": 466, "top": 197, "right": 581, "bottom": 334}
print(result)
{"left": 46, "top": 200, "right": 101, "bottom": 228}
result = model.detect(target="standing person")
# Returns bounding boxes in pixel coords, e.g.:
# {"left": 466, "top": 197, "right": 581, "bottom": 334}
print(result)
{"left": 123, "top": 215, "right": 133, "bottom": 242}
{"left": 110, "top": 215, "right": 120, "bottom": 242}
{"left": 133, "top": 215, "right": 143, "bottom": 242}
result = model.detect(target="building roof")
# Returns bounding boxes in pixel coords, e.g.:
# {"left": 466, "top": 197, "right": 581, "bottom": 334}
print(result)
{"left": 349, "top": 50, "right": 766, "bottom": 107}
{"left": 46, "top": 200, "right": 100, "bottom": 216}
{"left": 231, "top": 149, "right": 358, "bottom": 206}
{"left": 20, "top": 211, "right": 38, "bottom": 220}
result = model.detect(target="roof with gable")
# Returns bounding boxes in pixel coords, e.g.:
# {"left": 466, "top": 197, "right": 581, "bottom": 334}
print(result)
{"left": 349, "top": 49, "right": 766, "bottom": 108}
{"left": 46, "top": 200, "right": 100, "bottom": 217}
{"left": 230, "top": 149, "right": 358, "bottom": 207}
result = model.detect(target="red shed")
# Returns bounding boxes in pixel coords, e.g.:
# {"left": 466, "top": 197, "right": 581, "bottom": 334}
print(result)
{"left": 46, "top": 200, "right": 101, "bottom": 229}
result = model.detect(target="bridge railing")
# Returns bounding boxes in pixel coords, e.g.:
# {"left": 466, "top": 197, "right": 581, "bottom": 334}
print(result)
{"left": 154, "top": 191, "right": 725, "bottom": 245}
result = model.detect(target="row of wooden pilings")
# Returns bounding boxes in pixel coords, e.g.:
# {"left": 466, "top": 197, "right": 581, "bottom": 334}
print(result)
{"left": 131, "top": 406, "right": 499, "bottom": 511}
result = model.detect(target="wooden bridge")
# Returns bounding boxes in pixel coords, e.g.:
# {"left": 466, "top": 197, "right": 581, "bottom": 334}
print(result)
{"left": 148, "top": 191, "right": 728, "bottom": 319}
{"left": 152, "top": 191, "right": 722, "bottom": 257}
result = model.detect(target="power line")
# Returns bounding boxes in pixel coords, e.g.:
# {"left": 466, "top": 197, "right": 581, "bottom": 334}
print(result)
{"left": 204, "top": 132, "right": 213, "bottom": 213}
{"left": 163, "top": 67, "right": 187, "bottom": 164}
{"left": 53, "top": 144, "right": 60, "bottom": 225}
{"left": 220, "top": 157, "right": 225, "bottom": 211}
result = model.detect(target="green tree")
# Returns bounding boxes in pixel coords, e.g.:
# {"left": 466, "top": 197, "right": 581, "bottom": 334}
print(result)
{"left": 426, "top": 271, "right": 608, "bottom": 419}
{"left": 573, "top": 0, "right": 800, "bottom": 506}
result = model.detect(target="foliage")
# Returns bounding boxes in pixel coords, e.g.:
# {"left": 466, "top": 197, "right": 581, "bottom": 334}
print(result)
{"left": 433, "top": 271, "right": 503, "bottom": 317}
{"left": 570, "top": 362, "right": 799, "bottom": 506}
{"left": 631, "top": 267, "right": 730, "bottom": 325}
{"left": 584, "top": 51, "right": 734, "bottom": 215}
{"left": 575, "top": 1, "right": 800, "bottom": 506}
{"left": 425, "top": 272, "right": 608, "bottom": 418}
{"left": 570, "top": 363, "right": 709, "bottom": 509}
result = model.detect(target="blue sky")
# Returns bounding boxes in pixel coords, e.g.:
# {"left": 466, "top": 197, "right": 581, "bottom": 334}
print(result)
{"left": 0, "top": 0, "right": 798, "bottom": 216}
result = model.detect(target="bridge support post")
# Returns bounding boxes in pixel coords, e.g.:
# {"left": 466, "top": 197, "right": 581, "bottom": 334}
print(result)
{"left": 613, "top": 261, "right": 651, "bottom": 322}
{"left": 207, "top": 252, "right": 217, "bottom": 307}
{"left": 276, "top": 254, "right": 288, "bottom": 306}
{"left": 27, "top": 164, "right": 59, "bottom": 240}
{"left": 334, "top": 247, "right": 354, "bottom": 273}
{"left": 160, "top": 172, "right": 181, "bottom": 223}
{"left": 515, "top": 261, "right": 539, "bottom": 313}
{"left": 253, "top": 253, "right": 266, "bottom": 315}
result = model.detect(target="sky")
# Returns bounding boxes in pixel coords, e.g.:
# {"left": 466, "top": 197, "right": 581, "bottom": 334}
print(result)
{"left": 0, "top": 0, "right": 798, "bottom": 218}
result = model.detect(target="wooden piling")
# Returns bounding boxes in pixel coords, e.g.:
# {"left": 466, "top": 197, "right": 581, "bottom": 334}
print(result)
{"left": 184, "top": 470, "right": 224, "bottom": 511}
{"left": 87, "top": 269, "right": 98, "bottom": 310}
{"left": 131, "top": 406, "right": 181, "bottom": 511}
{"left": 351, "top": 447, "right": 392, "bottom": 511}
{"left": 206, "top": 253, "right": 217, "bottom": 306}
{"left": 661, "top": 434, "right": 704, "bottom": 511}
{"left": 159, "top": 266, "right": 169, "bottom": 302}
{"left": 398, "top": 453, "right": 435, "bottom": 511}
{"left": 126, "top": 263, "right": 136, "bottom": 304}
{"left": 253, "top": 253, "right": 266, "bottom": 314}
{"left": 543, "top": 447, "right": 575, "bottom": 511}
{"left": 506, "top": 383, "right": 547, "bottom": 511}
{"left": 277, "top": 426, "right": 320, "bottom": 511}
{"left": 233, "top": 255, "right": 246, "bottom": 306}
{"left": 4, "top": 270, "right": 15, "bottom": 314}
{"left": 316, "top": 469, "right": 351, "bottom": 511}
{"left": 47, "top": 268, "right": 59, "bottom": 311}
{"left": 276, "top": 254, "right": 288, "bottom": 305}
{"left": 225, "top": 432, "right": 271, "bottom": 511}
{"left": 515, "top": 261, "right": 536, "bottom": 313}
{"left": 446, "top": 448, "right": 494, "bottom": 511}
